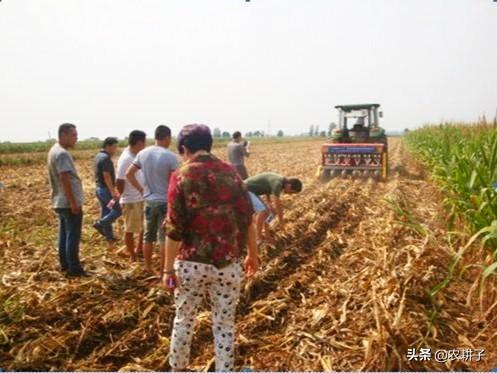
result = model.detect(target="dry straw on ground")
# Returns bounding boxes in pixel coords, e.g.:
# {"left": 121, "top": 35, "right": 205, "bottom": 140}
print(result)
{"left": 1, "top": 139, "right": 496, "bottom": 371}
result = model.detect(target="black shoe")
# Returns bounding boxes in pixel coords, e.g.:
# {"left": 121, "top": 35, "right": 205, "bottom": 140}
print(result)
{"left": 66, "top": 268, "right": 90, "bottom": 277}
{"left": 93, "top": 222, "right": 106, "bottom": 237}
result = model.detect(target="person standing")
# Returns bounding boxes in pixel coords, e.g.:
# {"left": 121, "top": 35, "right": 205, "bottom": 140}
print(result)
{"left": 47, "top": 123, "right": 87, "bottom": 277}
{"left": 245, "top": 172, "right": 303, "bottom": 242}
{"left": 93, "top": 137, "right": 122, "bottom": 249}
{"left": 126, "top": 125, "right": 178, "bottom": 274}
{"left": 227, "top": 131, "right": 250, "bottom": 180}
{"left": 162, "top": 124, "right": 258, "bottom": 372}
{"left": 116, "top": 130, "right": 146, "bottom": 262}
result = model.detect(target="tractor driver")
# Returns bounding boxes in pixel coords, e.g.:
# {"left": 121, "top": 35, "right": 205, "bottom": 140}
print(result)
{"left": 353, "top": 116, "right": 365, "bottom": 129}
{"left": 245, "top": 172, "right": 303, "bottom": 243}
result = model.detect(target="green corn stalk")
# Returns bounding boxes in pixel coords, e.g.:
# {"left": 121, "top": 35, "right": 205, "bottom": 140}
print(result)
{"left": 406, "top": 122, "right": 497, "bottom": 304}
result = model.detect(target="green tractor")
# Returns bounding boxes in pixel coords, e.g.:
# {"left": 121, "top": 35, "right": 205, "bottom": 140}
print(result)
{"left": 317, "top": 103, "right": 388, "bottom": 181}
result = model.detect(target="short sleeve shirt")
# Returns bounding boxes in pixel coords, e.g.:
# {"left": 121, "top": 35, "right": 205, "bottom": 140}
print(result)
{"left": 244, "top": 172, "right": 284, "bottom": 197}
{"left": 227, "top": 142, "right": 248, "bottom": 166}
{"left": 47, "top": 143, "right": 84, "bottom": 208}
{"left": 132, "top": 145, "right": 179, "bottom": 202}
{"left": 94, "top": 150, "right": 115, "bottom": 188}
{"left": 165, "top": 153, "right": 254, "bottom": 268}
{"left": 116, "top": 147, "right": 144, "bottom": 204}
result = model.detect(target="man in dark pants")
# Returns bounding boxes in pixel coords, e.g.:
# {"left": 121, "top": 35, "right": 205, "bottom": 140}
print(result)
{"left": 93, "top": 137, "right": 122, "bottom": 249}
{"left": 47, "top": 123, "right": 87, "bottom": 277}
{"left": 227, "top": 131, "right": 250, "bottom": 180}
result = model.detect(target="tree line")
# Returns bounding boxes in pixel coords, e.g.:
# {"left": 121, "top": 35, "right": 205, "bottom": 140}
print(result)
{"left": 212, "top": 123, "right": 338, "bottom": 139}
{"left": 212, "top": 128, "right": 286, "bottom": 138}
{"left": 2, "top": 123, "right": 339, "bottom": 154}
{"left": 308, "top": 123, "right": 337, "bottom": 137}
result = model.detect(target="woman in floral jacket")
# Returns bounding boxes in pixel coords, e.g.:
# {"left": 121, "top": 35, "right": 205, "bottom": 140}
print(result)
{"left": 162, "top": 124, "right": 259, "bottom": 371}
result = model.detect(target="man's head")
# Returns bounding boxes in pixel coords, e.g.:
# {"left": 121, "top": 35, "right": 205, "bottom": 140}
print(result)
{"left": 58, "top": 123, "right": 78, "bottom": 148}
{"left": 283, "top": 177, "right": 303, "bottom": 194}
{"left": 102, "top": 137, "right": 119, "bottom": 156}
{"left": 128, "top": 130, "right": 146, "bottom": 153}
{"left": 155, "top": 125, "right": 172, "bottom": 148}
{"left": 177, "top": 124, "right": 213, "bottom": 159}
{"left": 355, "top": 117, "right": 365, "bottom": 126}
{"left": 232, "top": 131, "right": 242, "bottom": 142}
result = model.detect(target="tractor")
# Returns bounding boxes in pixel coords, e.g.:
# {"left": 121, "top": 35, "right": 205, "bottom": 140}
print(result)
{"left": 317, "top": 103, "right": 388, "bottom": 181}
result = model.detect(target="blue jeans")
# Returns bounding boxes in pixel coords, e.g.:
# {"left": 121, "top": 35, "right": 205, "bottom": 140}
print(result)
{"left": 55, "top": 208, "right": 84, "bottom": 273}
{"left": 96, "top": 186, "right": 122, "bottom": 241}
{"left": 248, "top": 192, "right": 268, "bottom": 213}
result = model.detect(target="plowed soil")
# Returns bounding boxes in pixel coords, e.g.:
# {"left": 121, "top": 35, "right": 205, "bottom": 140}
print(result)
{"left": 1, "top": 138, "right": 496, "bottom": 371}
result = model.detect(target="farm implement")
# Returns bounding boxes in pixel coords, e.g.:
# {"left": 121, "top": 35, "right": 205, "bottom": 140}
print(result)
{"left": 317, "top": 103, "right": 388, "bottom": 180}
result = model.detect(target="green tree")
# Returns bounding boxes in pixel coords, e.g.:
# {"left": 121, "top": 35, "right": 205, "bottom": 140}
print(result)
{"left": 309, "top": 125, "right": 314, "bottom": 137}
{"left": 328, "top": 122, "right": 337, "bottom": 136}
{"left": 213, "top": 128, "right": 221, "bottom": 138}
{"left": 222, "top": 131, "right": 231, "bottom": 138}
{"left": 277, "top": 130, "right": 284, "bottom": 137}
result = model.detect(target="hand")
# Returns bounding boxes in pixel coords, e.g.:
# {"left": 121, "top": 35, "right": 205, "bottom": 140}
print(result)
{"left": 162, "top": 273, "right": 179, "bottom": 292}
{"left": 70, "top": 203, "right": 82, "bottom": 215}
{"left": 111, "top": 189, "right": 120, "bottom": 200}
{"left": 243, "top": 255, "right": 259, "bottom": 278}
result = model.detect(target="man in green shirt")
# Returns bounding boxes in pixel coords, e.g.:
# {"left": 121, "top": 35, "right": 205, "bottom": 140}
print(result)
{"left": 245, "top": 172, "right": 302, "bottom": 242}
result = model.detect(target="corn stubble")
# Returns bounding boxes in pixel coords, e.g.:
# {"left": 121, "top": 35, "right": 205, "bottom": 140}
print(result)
{"left": 0, "top": 138, "right": 495, "bottom": 371}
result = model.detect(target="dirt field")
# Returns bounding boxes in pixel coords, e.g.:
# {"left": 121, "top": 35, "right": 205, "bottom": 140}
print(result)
{"left": 1, "top": 138, "right": 496, "bottom": 371}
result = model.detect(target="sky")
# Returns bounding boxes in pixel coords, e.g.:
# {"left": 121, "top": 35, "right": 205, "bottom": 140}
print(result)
{"left": 1, "top": 0, "right": 496, "bottom": 142}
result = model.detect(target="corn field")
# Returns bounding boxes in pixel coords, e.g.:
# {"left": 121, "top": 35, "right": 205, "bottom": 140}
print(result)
{"left": 405, "top": 122, "right": 497, "bottom": 315}
{"left": 1, "top": 137, "right": 497, "bottom": 371}
{"left": 405, "top": 122, "right": 497, "bottom": 238}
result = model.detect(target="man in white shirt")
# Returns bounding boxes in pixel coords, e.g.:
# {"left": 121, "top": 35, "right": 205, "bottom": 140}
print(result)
{"left": 116, "top": 130, "right": 146, "bottom": 262}
{"left": 127, "top": 125, "right": 178, "bottom": 274}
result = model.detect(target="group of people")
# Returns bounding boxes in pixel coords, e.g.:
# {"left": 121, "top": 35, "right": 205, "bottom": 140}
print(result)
{"left": 47, "top": 123, "right": 302, "bottom": 371}
{"left": 227, "top": 130, "right": 303, "bottom": 242}
{"left": 92, "top": 126, "right": 178, "bottom": 275}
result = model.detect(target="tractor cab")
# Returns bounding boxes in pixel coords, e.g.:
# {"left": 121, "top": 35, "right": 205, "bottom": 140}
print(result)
{"left": 332, "top": 103, "right": 385, "bottom": 144}
{"left": 318, "top": 103, "right": 388, "bottom": 180}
